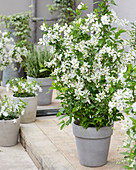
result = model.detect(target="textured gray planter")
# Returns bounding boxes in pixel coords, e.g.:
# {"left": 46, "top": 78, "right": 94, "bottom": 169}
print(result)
{"left": 27, "top": 76, "right": 53, "bottom": 106}
{"left": 2, "top": 63, "right": 24, "bottom": 87}
{"left": 72, "top": 122, "right": 113, "bottom": 167}
{"left": 13, "top": 96, "right": 37, "bottom": 123}
{"left": 0, "top": 117, "right": 20, "bottom": 146}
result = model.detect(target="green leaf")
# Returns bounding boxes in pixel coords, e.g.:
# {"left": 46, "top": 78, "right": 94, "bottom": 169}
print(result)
{"left": 59, "top": 108, "right": 65, "bottom": 114}
{"left": 60, "top": 124, "right": 65, "bottom": 130}
{"left": 111, "top": 0, "right": 117, "bottom": 6}
{"left": 59, "top": 115, "right": 67, "bottom": 120}
{"left": 118, "top": 49, "right": 124, "bottom": 53}
{"left": 109, "top": 88, "right": 114, "bottom": 93}
{"left": 122, "top": 165, "right": 132, "bottom": 169}
{"left": 111, "top": 27, "right": 117, "bottom": 31}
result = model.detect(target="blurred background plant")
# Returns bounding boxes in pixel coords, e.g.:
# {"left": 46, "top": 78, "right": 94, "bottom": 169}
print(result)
{"left": 25, "top": 45, "right": 53, "bottom": 78}
{"left": 0, "top": 11, "right": 31, "bottom": 49}
{"left": 47, "top": 0, "right": 77, "bottom": 25}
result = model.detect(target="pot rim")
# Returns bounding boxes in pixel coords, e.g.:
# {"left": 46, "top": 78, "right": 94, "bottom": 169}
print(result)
{"left": 72, "top": 121, "right": 113, "bottom": 139}
{"left": 27, "top": 76, "right": 52, "bottom": 80}
{"left": 13, "top": 95, "right": 37, "bottom": 99}
{"left": 73, "top": 121, "right": 114, "bottom": 129}
{"left": 0, "top": 116, "right": 20, "bottom": 122}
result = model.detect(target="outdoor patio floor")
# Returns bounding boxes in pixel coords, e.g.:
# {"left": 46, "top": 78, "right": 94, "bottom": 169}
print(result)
{"left": 20, "top": 116, "right": 126, "bottom": 170}
{"left": 0, "top": 86, "right": 126, "bottom": 170}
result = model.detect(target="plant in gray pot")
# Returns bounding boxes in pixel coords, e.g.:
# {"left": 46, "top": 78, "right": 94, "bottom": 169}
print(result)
{"left": 6, "top": 78, "right": 42, "bottom": 123}
{"left": 0, "top": 96, "right": 26, "bottom": 146}
{"left": 0, "top": 12, "right": 31, "bottom": 86}
{"left": 0, "top": 31, "right": 27, "bottom": 86}
{"left": 39, "top": 0, "right": 135, "bottom": 167}
{"left": 25, "top": 45, "right": 53, "bottom": 106}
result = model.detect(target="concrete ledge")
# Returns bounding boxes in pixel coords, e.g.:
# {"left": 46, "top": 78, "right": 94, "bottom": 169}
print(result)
{"left": 20, "top": 122, "right": 75, "bottom": 170}
{"left": 20, "top": 118, "right": 126, "bottom": 170}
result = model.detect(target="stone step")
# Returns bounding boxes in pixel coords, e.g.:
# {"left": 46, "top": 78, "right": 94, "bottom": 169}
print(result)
{"left": 20, "top": 119, "right": 75, "bottom": 170}
{"left": 20, "top": 118, "right": 126, "bottom": 170}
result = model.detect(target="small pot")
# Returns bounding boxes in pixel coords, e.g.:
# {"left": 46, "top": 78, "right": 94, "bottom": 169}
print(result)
{"left": 27, "top": 76, "right": 53, "bottom": 106}
{"left": 72, "top": 122, "right": 113, "bottom": 167}
{"left": 13, "top": 96, "right": 37, "bottom": 123}
{"left": 0, "top": 117, "right": 20, "bottom": 146}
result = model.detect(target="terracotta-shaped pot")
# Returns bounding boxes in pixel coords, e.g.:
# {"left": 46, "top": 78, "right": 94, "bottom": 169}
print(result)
{"left": 27, "top": 76, "right": 53, "bottom": 106}
{"left": 72, "top": 122, "right": 113, "bottom": 167}
{"left": 13, "top": 96, "right": 37, "bottom": 123}
{"left": 0, "top": 117, "right": 20, "bottom": 146}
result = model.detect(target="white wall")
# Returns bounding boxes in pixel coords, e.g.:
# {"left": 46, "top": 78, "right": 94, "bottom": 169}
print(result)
{"left": 111, "top": 0, "right": 136, "bottom": 22}
{"left": 0, "top": 0, "right": 31, "bottom": 15}
{"left": 110, "top": 0, "right": 136, "bottom": 39}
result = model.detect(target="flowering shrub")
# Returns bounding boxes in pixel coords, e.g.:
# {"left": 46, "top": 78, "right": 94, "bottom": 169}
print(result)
{"left": 0, "top": 31, "right": 27, "bottom": 70}
{"left": 109, "top": 64, "right": 136, "bottom": 169}
{"left": 6, "top": 78, "right": 42, "bottom": 97}
{"left": 0, "top": 95, "right": 26, "bottom": 121}
{"left": 109, "top": 21, "right": 136, "bottom": 169}
{"left": 39, "top": 0, "right": 135, "bottom": 129}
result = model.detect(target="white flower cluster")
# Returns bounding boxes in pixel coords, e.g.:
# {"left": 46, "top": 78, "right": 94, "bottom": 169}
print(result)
{"left": 6, "top": 78, "right": 42, "bottom": 97}
{"left": 109, "top": 88, "right": 136, "bottom": 168}
{"left": 0, "top": 96, "right": 26, "bottom": 122}
{"left": 39, "top": 6, "right": 135, "bottom": 103}
{"left": 109, "top": 88, "right": 133, "bottom": 112}
{"left": 0, "top": 31, "right": 27, "bottom": 70}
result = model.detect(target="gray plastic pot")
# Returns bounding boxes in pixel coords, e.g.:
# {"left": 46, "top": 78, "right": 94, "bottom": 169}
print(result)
{"left": 72, "top": 122, "right": 113, "bottom": 167}
{"left": 0, "top": 117, "right": 20, "bottom": 146}
{"left": 13, "top": 96, "right": 37, "bottom": 124}
{"left": 27, "top": 76, "right": 53, "bottom": 106}
{"left": 2, "top": 63, "right": 25, "bottom": 87}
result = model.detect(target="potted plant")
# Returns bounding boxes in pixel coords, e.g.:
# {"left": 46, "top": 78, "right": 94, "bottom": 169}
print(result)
{"left": 0, "top": 95, "right": 26, "bottom": 146}
{"left": 0, "top": 31, "right": 27, "bottom": 86}
{"left": 25, "top": 45, "right": 53, "bottom": 105}
{"left": 6, "top": 78, "right": 42, "bottom": 123}
{"left": 0, "top": 11, "right": 31, "bottom": 85}
{"left": 39, "top": 0, "right": 135, "bottom": 167}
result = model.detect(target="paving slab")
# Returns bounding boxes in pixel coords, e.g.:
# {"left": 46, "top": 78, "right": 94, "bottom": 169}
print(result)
{"left": 0, "top": 143, "right": 37, "bottom": 170}
{"left": 20, "top": 117, "right": 126, "bottom": 170}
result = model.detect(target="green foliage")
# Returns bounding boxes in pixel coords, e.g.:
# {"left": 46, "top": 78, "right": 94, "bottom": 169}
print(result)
{"left": 120, "top": 64, "right": 136, "bottom": 169}
{"left": 0, "top": 11, "right": 31, "bottom": 48}
{"left": 7, "top": 77, "right": 42, "bottom": 97}
{"left": 25, "top": 45, "right": 53, "bottom": 78}
{"left": 47, "top": 0, "right": 77, "bottom": 25}
{"left": 0, "top": 95, "right": 27, "bottom": 120}
{"left": 130, "top": 22, "right": 136, "bottom": 50}
{"left": 41, "top": 0, "right": 130, "bottom": 130}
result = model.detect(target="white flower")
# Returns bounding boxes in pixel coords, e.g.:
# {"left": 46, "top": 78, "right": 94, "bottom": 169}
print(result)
{"left": 132, "top": 102, "right": 136, "bottom": 112}
{"left": 12, "top": 86, "right": 18, "bottom": 92}
{"left": 12, "top": 119, "right": 17, "bottom": 123}
{"left": 101, "top": 14, "right": 110, "bottom": 25}
{"left": 21, "top": 110, "right": 25, "bottom": 115}
{"left": 39, "top": 87, "right": 42, "bottom": 92}
{"left": 77, "top": 2, "right": 84, "bottom": 10}
{"left": 6, "top": 83, "right": 10, "bottom": 91}
{"left": 3, "top": 112, "right": 8, "bottom": 117}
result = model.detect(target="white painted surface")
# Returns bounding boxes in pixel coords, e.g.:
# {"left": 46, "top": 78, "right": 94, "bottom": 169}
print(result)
{"left": 111, "top": 0, "right": 136, "bottom": 22}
